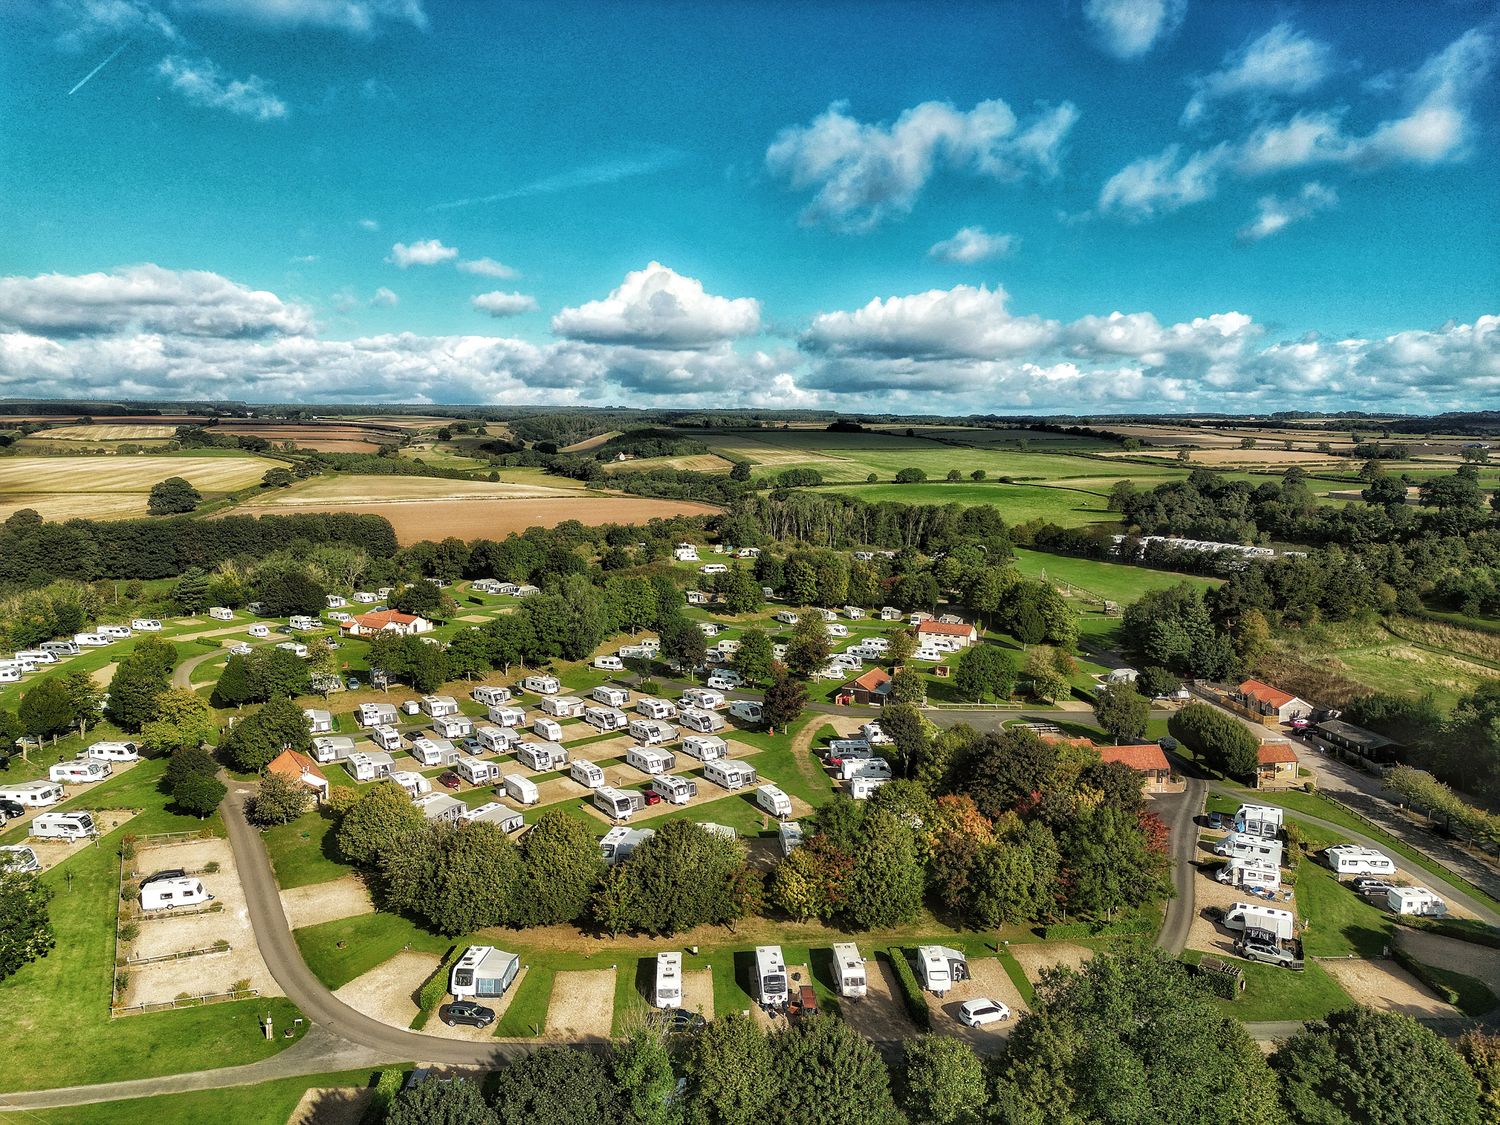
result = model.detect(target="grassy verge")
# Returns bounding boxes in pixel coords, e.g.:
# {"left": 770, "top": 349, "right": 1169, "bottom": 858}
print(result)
{"left": 494, "top": 965, "right": 554, "bottom": 1037}
{"left": 262, "top": 809, "right": 353, "bottom": 889}
{"left": 997, "top": 947, "right": 1036, "bottom": 1006}
{"left": 1182, "top": 950, "right": 1351, "bottom": 1022}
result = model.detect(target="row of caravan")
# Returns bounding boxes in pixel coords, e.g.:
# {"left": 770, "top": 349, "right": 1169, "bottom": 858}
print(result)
{"left": 0, "top": 624, "right": 162, "bottom": 682}
{"left": 750, "top": 943, "right": 871, "bottom": 1010}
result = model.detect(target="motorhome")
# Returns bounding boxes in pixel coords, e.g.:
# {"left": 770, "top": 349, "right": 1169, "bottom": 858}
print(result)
{"left": 839, "top": 757, "right": 892, "bottom": 782}
{"left": 629, "top": 719, "right": 678, "bottom": 745}
{"left": 1324, "top": 845, "right": 1397, "bottom": 876}
{"left": 570, "top": 759, "right": 606, "bottom": 788}
{"left": 311, "top": 735, "right": 356, "bottom": 764}
{"left": 462, "top": 803, "right": 524, "bottom": 832}
{"left": 680, "top": 735, "right": 728, "bottom": 762}
{"left": 521, "top": 675, "right": 560, "bottom": 695}
{"left": 475, "top": 725, "right": 519, "bottom": 754}
{"left": 455, "top": 756, "right": 503, "bottom": 786}
{"left": 592, "top": 685, "right": 630, "bottom": 708}
{"left": 41, "top": 639, "right": 79, "bottom": 657}
{"left": 824, "top": 739, "right": 873, "bottom": 763}
{"left": 831, "top": 943, "right": 868, "bottom": 998}
{"left": 594, "top": 787, "right": 647, "bottom": 822}
{"left": 636, "top": 697, "right": 677, "bottom": 720}
{"left": 49, "top": 759, "right": 111, "bottom": 785}
{"left": 704, "top": 759, "right": 757, "bottom": 791}
{"left": 651, "top": 774, "right": 697, "bottom": 804}
{"left": 1219, "top": 902, "right": 1296, "bottom": 942}
{"left": 540, "top": 695, "right": 586, "bottom": 719}
{"left": 592, "top": 654, "right": 625, "bottom": 671}
{"left": 488, "top": 705, "right": 527, "bottom": 727}
{"left": 627, "top": 746, "right": 676, "bottom": 775}
{"left": 450, "top": 945, "right": 520, "bottom": 1000}
{"left": 288, "top": 615, "right": 318, "bottom": 632}
{"left": 728, "top": 700, "right": 763, "bottom": 724}
{"left": 345, "top": 752, "right": 394, "bottom": 782}
{"left": 140, "top": 876, "right": 212, "bottom": 911}
{"left": 80, "top": 741, "right": 140, "bottom": 763}
{"left": 0, "top": 781, "right": 64, "bottom": 808}
{"left": 531, "top": 716, "right": 565, "bottom": 743}
{"left": 917, "top": 946, "right": 970, "bottom": 996}
{"left": 755, "top": 946, "right": 789, "bottom": 1007}
{"left": 653, "top": 951, "right": 684, "bottom": 1008}
{"left": 516, "top": 741, "right": 568, "bottom": 771}
{"left": 370, "top": 725, "right": 404, "bottom": 752}
{"left": 411, "top": 738, "right": 460, "bottom": 768}
{"left": 849, "top": 775, "right": 890, "bottom": 800}
{"left": 503, "top": 775, "right": 539, "bottom": 805}
{"left": 473, "top": 685, "right": 512, "bottom": 707}
{"left": 356, "top": 702, "right": 398, "bottom": 728}
{"left": 1388, "top": 886, "right": 1447, "bottom": 917}
{"left": 1217, "top": 856, "right": 1282, "bottom": 891}
{"left": 1234, "top": 804, "right": 1285, "bottom": 838}
{"left": 30, "top": 811, "right": 97, "bottom": 840}
{"left": 583, "top": 705, "right": 628, "bottom": 732}
{"left": 755, "top": 784, "right": 793, "bottom": 819}
{"left": 0, "top": 845, "right": 41, "bottom": 873}
{"left": 421, "top": 695, "right": 460, "bottom": 719}
{"left": 1212, "top": 834, "right": 1284, "bottom": 866}
{"left": 600, "top": 825, "right": 655, "bottom": 863}
{"left": 680, "top": 707, "right": 725, "bottom": 735}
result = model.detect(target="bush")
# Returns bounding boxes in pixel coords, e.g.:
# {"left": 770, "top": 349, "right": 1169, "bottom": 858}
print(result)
{"left": 1040, "top": 922, "right": 1093, "bottom": 940}
{"left": 411, "top": 946, "right": 458, "bottom": 1030}
{"left": 886, "top": 948, "right": 931, "bottom": 1031}
{"left": 1169, "top": 702, "right": 1260, "bottom": 779}
{"left": 361, "top": 1069, "right": 407, "bottom": 1125}
{"left": 117, "top": 923, "right": 139, "bottom": 943}
{"left": 1195, "top": 959, "right": 1243, "bottom": 1000}
{"left": 203, "top": 860, "right": 220, "bottom": 874}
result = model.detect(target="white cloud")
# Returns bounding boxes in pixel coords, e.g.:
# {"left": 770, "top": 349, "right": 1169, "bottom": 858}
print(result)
{"left": 457, "top": 257, "right": 519, "bottom": 279}
{"left": 52, "top": 0, "right": 180, "bottom": 49}
{"left": 357, "top": 218, "right": 380, "bottom": 231}
{"left": 928, "top": 227, "right": 1016, "bottom": 264}
{"left": 155, "top": 55, "right": 287, "bottom": 121}
{"left": 1182, "top": 23, "right": 1334, "bottom": 125}
{"left": 552, "top": 262, "right": 760, "bottom": 349}
{"left": 766, "top": 98, "right": 1078, "bottom": 232}
{"left": 370, "top": 287, "right": 398, "bottom": 308}
{"left": 1098, "top": 143, "right": 1229, "bottom": 219}
{"left": 802, "top": 285, "right": 1059, "bottom": 361}
{"left": 471, "top": 291, "right": 538, "bottom": 318}
{"left": 388, "top": 239, "right": 458, "bottom": 267}
{"left": 0, "top": 265, "right": 312, "bottom": 337}
{"left": 174, "top": 0, "right": 427, "bottom": 35}
{"left": 1082, "top": 0, "right": 1186, "bottom": 60}
{"left": 1238, "top": 182, "right": 1338, "bottom": 241}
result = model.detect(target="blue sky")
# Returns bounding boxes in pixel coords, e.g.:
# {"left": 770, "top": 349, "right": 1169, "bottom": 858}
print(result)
{"left": 0, "top": 0, "right": 1496, "bottom": 412}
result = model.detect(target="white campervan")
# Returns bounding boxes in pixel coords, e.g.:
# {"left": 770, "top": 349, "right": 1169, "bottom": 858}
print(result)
{"left": 570, "top": 759, "right": 606, "bottom": 789}
{"left": 832, "top": 942, "right": 868, "bottom": 998}
{"left": 140, "top": 876, "right": 212, "bottom": 912}
{"left": 49, "top": 759, "right": 111, "bottom": 785}
{"left": 1220, "top": 902, "right": 1296, "bottom": 941}
{"left": 1324, "top": 845, "right": 1396, "bottom": 877}
{"left": 0, "top": 781, "right": 64, "bottom": 808}
{"left": 80, "top": 741, "right": 140, "bottom": 763}
{"left": 755, "top": 946, "right": 789, "bottom": 1008}
{"left": 653, "top": 951, "right": 683, "bottom": 1009}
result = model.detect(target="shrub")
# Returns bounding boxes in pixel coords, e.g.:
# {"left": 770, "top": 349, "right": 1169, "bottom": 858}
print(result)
{"left": 113, "top": 972, "right": 129, "bottom": 998}
{"left": 117, "top": 922, "right": 139, "bottom": 943}
{"left": 231, "top": 978, "right": 251, "bottom": 994}
{"left": 886, "top": 948, "right": 931, "bottom": 1031}
{"left": 203, "top": 860, "right": 221, "bottom": 874}
{"left": 411, "top": 946, "right": 459, "bottom": 1030}
{"left": 361, "top": 1069, "right": 407, "bottom": 1125}
{"left": 212, "top": 938, "right": 230, "bottom": 951}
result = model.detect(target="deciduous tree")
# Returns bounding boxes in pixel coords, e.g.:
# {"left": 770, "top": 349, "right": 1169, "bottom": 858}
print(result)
{"left": 0, "top": 871, "right": 55, "bottom": 983}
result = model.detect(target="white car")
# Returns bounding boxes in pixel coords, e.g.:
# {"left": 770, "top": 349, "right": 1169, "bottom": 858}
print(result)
{"left": 957, "top": 998, "right": 1011, "bottom": 1027}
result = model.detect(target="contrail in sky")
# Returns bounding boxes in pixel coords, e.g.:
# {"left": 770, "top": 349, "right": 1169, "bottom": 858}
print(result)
{"left": 68, "top": 41, "right": 128, "bottom": 96}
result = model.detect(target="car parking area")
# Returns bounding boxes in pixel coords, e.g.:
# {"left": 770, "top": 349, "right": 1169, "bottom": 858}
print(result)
{"left": 838, "top": 958, "right": 918, "bottom": 1042}
{"left": 927, "top": 957, "right": 1028, "bottom": 1056}
{"left": 544, "top": 969, "right": 617, "bottom": 1042}
{"left": 1321, "top": 957, "right": 1458, "bottom": 1019}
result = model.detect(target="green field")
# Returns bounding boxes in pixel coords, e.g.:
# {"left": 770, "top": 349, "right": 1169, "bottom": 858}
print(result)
{"left": 1010, "top": 548, "right": 1219, "bottom": 603}
{"left": 824, "top": 481, "right": 1121, "bottom": 527}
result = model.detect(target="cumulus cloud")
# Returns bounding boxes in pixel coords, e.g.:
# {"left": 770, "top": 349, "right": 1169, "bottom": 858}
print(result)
{"left": 766, "top": 98, "right": 1078, "bottom": 232}
{"left": 457, "top": 257, "right": 518, "bottom": 279}
{"left": 1098, "top": 143, "right": 1230, "bottom": 219}
{"left": 552, "top": 262, "right": 760, "bottom": 349}
{"left": 369, "top": 287, "right": 399, "bottom": 307}
{"left": 174, "top": 0, "right": 427, "bottom": 35}
{"left": 388, "top": 239, "right": 458, "bottom": 267}
{"left": 802, "top": 286, "right": 1059, "bottom": 361}
{"left": 1082, "top": 0, "right": 1186, "bottom": 60}
{"left": 156, "top": 55, "right": 287, "bottom": 120}
{"left": 1182, "top": 23, "right": 1334, "bottom": 125}
{"left": 928, "top": 227, "right": 1016, "bottom": 264}
{"left": 471, "top": 291, "right": 538, "bottom": 318}
{"left": 0, "top": 265, "right": 312, "bottom": 337}
{"left": 1238, "top": 182, "right": 1338, "bottom": 241}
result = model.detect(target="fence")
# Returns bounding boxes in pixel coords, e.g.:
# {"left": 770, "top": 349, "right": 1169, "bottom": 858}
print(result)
{"left": 126, "top": 942, "right": 231, "bottom": 966}
{"left": 111, "top": 988, "right": 260, "bottom": 1017}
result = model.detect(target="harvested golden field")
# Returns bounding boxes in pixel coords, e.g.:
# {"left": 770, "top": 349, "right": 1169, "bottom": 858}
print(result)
{"left": 215, "top": 424, "right": 394, "bottom": 452}
{"left": 0, "top": 455, "right": 277, "bottom": 495}
{"left": 0, "top": 492, "right": 157, "bottom": 522}
{"left": 238, "top": 474, "right": 585, "bottom": 505}
{"left": 1101, "top": 448, "right": 1345, "bottom": 467}
{"left": 38, "top": 424, "right": 179, "bottom": 441}
{"left": 561, "top": 430, "right": 623, "bottom": 452}
{"left": 603, "top": 453, "right": 735, "bottom": 473}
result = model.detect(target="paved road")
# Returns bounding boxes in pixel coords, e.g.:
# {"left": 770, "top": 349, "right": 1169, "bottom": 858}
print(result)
{"left": 172, "top": 647, "right": 226, "bottom": 689}
{"left": 1155, "top": 777, "right": 1207, "bottom": 955}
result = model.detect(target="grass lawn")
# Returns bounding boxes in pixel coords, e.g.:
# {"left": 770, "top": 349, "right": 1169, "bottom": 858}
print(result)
{"left": 262, "top": 809, "right": 353, "bottom": 889}
{"left": 823, "top": 481, "right": 1121, "bottom": 528}
{"left": 295, "top": 911, "right": 451, "bottom": 990}
{"left": 493, "top": 965, "right": 555, "bottom": 1037}
{"left": 3, "top": 1068, "right": 386, "bottom": 1125}
{"left": 1010, "top": 548, "right": 1220, "bottom": 604}
{"left": 1295, "top": 862, "right": 1393, "bottom": 958}
{"left": 0, "top": 762, "right": 302, "bottom": 1094}
{"left": 1424, "top": 966, "right": 1499, "bottom": 1017}
{"left": 1183, "top": 951, "right": 1351, "bottom": 1022}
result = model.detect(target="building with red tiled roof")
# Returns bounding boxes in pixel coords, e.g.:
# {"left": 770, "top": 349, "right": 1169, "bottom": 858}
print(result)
{"left": 1256, "top": 740, "right": 1300, "bottom": 789}
{"left": 1097, "top": 743, "right": 1173, "bottom": 793}
{"left": 340, "top": 609, "right": 434, "bottom": 638}
{"left": 266, "top": 749, "right": 329, "bottom": 802}
{"left": 843, "top": 667, "right": 892, "bottom": 706}
{"left": 1232, "top": 679, "right": 1311, "bottom": 724}
{"left": 915, "top": 619, "right": 978, "bottom": 646}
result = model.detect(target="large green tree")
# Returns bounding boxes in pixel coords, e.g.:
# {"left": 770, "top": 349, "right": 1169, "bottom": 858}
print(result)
{"left": 0, "top": 871, "right": 55, "bottom": 982}
{"left": 220, "top": 696, "right": 312, "bottom": 773}
{"left": 613, "top": 821, "right": 747, "bottom": 936}
{"left": 769, "top": 1014, "right": 902, "bottom": 1125}
{"left": 147, "top": 476, "right": 201, "bottom": 515}
{"left": 731, "top": 628, "right": 775, "bottom": 686}
{"left": 18, "top": 676, "right": 75, "bottom": 742}
{"left": 336, "top": 781, "right": 425, "bottom": 866}
{"left": 612, "top": 1029, "right": 682, "bottom": 1125}
{"left": 783, "top": 613, "right": 831, "bottom": 680}
{"left": 490, "top": 1045, "right": 621, "bottom": 1125}
{"left": 248, "top": 771, "right": 309, "bottom": 826}
{"left": 513, "top": 810, "right": 602, "bottom": 927}
{"left": 685, "top": 1012, "right": 777, "bottom": 1125}
{"left": 1093, "top": 681, "right": 1151, "bottom": 744}
{"left": 953, "top": 643, "right": 1015, "bottom": 703}
{"left": 385, "top": 1077, "right": 498, "bottom": 1125}
{"left": 901, "top": 1035, "right": 987, "bottom": 1125}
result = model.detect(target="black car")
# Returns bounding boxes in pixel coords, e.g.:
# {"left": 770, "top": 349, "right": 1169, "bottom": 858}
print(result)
{"left": 649, "top": 1008, "right": 707, "bottom": 1033}
{"left": 0, "top": 799, "right": 24, "bottom": 823}
{"left": 440, "top": 1001, "right": 496, "bottom": 1028}
{"left": 140, "top": 868, "right": 187, "bottom": 887}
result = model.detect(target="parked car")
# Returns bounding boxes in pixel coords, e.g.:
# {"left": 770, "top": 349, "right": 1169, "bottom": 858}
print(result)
{"left": 957, "top": 998, "right": 1011, "bottom": 1027}
{"left": 1353, "top": 877, "right": 1396, "bottom": 895}
{"left": 140, "top": 868, "right": 187, "bottom": 888}
{"left": 642, "top": 791, "right": 662, "bottom": 806}
{"left": 460, "top": 737, "right": 483, "bottom": 754}
{"left": 345, "top": 677, "right": 361, "bottom": 689}
{"left": 0, "top": 798, "right": 25, "bottom": 823}
{"left": 1207, "top": 810, "right": 1229, "bottom": 830}
{"left": 649, "top": 1007, "right": 707, "bottom": 1033}
{"left": 438, "top": 772, "right": 462, "bottom": 790}
{"left": 439, "top": 1001, "right": 496, "bottom": 1028}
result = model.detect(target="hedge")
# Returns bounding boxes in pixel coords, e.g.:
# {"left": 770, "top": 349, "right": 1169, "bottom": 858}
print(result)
{"left": 409, "top": 945, "right": 458, "bottom": 1030}
{"left": 883, "top": 949, "right": 931, "bottom": 1031}
{"left": 1391, "top": 942, "right": 1461, "bottom": 1006}
{"left": 360, "top": 1068, "right": 406, "bottom": 1125}
{"left": 1395, "top": 915, "right": 1500, "bottom": 949}
{"left": 1039, "top": 915, "right": 1156, "bottom": 941}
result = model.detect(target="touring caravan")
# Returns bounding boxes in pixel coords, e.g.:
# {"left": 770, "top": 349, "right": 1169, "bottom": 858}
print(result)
{"left": 247, "top": 622, "right": 271, "bottom": 638}
{"left": 1323, "top": 845, "right": 1396, "bottom": 877}
{"left": 1219, "top": 902, "right": 1296, "bottom": 942}
{"left": 849, "top": 776, "right": 890, "bottom": 800}
{"left": 503, "top": 774, "right": 539, "bottom": 805}
{"left": 681, "top": 688, "right": 726, "bottom": 711}
{"left": 41, "top": 639, "right": 79, "bottom": 657}
{"left": 570, "top": 759, "right": 606, "bottom": 789}
{"left": 79, "top": 741, "right": 140, "bottom": 763}
{"left": 370, "top": 725, "right": 404, "bottom": 752}
{"left": 30, "top": 811, "right": 97, "bottom": 840}
{"left": 455, "top": 756, "right": 503, "bottom": 786}
{"left": 1234, "top": 804, "right": 1285, "bottom": 839}
{"left": 74, "top": 632, "right": 111, "bottom": 647}
{"left": 594, "top": 786, "right": 647, "bottom": 822}
{"left": 600, "top": 825, "right": 655, "bottom": 864}
{"left": 0, "top": 844, "right": 41, "bottom": 872}
{"left": 651, "top": 775, "right": 697, "bottom": 804}
{"left": 629, "top": 719, "right": 678, "bottom": 745}
{"left": 540, "top": 695, "right": 585, "bottom": 719}
{"left": 390, "top": 771, "right": 431, "bottom": 799}
{"left": 311, "top": 735, "right": 356, "bottom": 764}
{"left": 917, "top": 946, "right": 969, "bottom": 996}
{"left": 592, "top": 685, "right": 630, "bottom": 708}
{"left": 421, "top": 695, "right": 460, "bottom": 719}
{"left": 462, "top": 803, "right": 525, "bottom": 833}
{"left": 755, "top": 946, "right": 789, "bottom": 1008}
{"left": 489, "top": 705, "right": 527, "bottom": 728}
{"left": 433, "top": 714, "right": 474, "bottom": 740}
{"left": 839, "top": 756, "right": 892, "bottom": 782}
{"left": 532, "top": 717, "right": 565, "bottom": 743}
{"left": 704, "top": 759, "right": 757, "bottom": 791}
{"left": 832, "top": 943, "right": 868, "bottom": 998}
{"left": 450, "top": 945, "right": 520, "bottom": 1000}
{"left": 475, "top": 725, "right": 519, "bottom": 754}
{"left": 0, "top": 781, "right": 64, "bottom": 808}
{"left": 680, "top": 735, "right": 728, "bottom": 762}
{"left": 49, "top": 759, "right": 111, "bottom": 785}
{"left": 473, "top": 686, "right": 512, "bottom": 707}
{"left": 778, "top": 821, "right": 804, "bottom": 856}
{"left": 140, "top": 876, "right": 212, "bottom": 911}
{"left": 516, "top": 741, "right": 568, "bottom": 771}
{"left": 411, "top": 738, "right": 460, "bottom": 768}
{"left": 653, "top": 951, "right": 683, "bottom": 1009}
{"left": 1212, "top": 834, "right": 1284, "bottom": 866}
{"left": 584, "top": 705, "right": 629, "bottom": 733}
{"left": 521, "top": 675, "right": 560, "bottom": 695}
{"left": 1387, "top": 886, "right": 1447, "bottom": 917}
{"left": 680, "top": 707, "right": 726, "bottom": 735}
{"left": 592, "top": 655, "right": 625, "bottom": 671}
{"left": 636, "top": 697, "right": 677, "bottom": 720}
{"left": 755, "top": 784, "right": 793, "bottom": 819}
{"left": 627, "top": 746, "right": 676, "bottom": 775}
{"left": 345, "top": 752, "right": 394, "bottom": 783}
{"left": 303, "top": 709, "right": 334, "bottom": 734}
{"left": 728, "top": 700, "right": 763, "bottom": 724}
